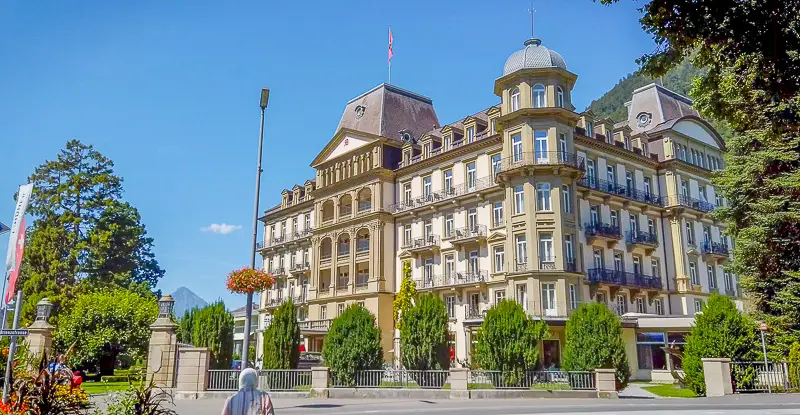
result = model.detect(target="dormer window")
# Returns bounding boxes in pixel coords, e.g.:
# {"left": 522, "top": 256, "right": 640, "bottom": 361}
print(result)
{"left": 491, "top": 119, "right": 497, "bottom": 134}
{"left": 467, "top": 126, "right": 475, "bottom": 143}
{"left": 556, "top": 86, "right": 564, "bottom": 108}
{"left": 511, "top": 88, "right": 520, "bottom": 111}
{"left": 533, "top": 84, "right": 546, "bottom": 108}
{"left": 586, "top": 121, "right": 594, "bottom": 138}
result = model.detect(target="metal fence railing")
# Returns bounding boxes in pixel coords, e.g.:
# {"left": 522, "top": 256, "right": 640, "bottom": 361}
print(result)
{"left": 732, "top": 361, "right": 800, "bottom": 393}
{"left": 207, "top": 369, "right": 313, "bottom": 391}
{"left": 331, "top": 369, "right": 450, "bottom": 389}
{"left": 469, "top": 370, "right": 595, "bottom": 390}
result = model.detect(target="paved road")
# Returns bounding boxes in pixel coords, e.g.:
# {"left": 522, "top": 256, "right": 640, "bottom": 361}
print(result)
{"left": 171, "top": 394, "right": 800, "bottom": 415}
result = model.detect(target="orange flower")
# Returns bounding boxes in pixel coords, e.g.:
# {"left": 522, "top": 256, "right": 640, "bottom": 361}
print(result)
{"left": 226, "top": 267, "right": 275, "bottom": 294}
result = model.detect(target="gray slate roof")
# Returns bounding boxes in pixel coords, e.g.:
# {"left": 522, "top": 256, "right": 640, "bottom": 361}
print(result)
{"left": 503, "top": 38, "right": 567, "bottom": 76}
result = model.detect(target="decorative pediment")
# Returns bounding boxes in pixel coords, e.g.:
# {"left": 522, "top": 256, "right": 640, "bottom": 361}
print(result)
{"left": 487, "top": 231, "right": 506, "bottom": 243}
{"left": 398, "top": 250, "right": 413, "bottom": 259}
{"left": 311, "top": 129, "right": 381, "bottom": 167}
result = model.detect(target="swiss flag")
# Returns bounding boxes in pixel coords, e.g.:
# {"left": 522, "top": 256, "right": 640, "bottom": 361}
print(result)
{"left": 5, "top": 217, "right": 25, "bottom": 304}
{"left": 388, "top": 27, "right": 393, "bottom": 63}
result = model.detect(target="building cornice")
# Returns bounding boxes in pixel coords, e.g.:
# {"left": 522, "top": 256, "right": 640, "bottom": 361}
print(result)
{"left": 659, "top": 158, "right": 715, "bottom": 179}
{"left": 575, "top": 134, "right": 660, "bottom": 169}
{"left": 496, "top": 108, "right": 581, "bottom": 131}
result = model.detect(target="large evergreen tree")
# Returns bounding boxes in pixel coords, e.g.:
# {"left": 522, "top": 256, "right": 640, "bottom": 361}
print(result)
{"left": 562, "top": 303, "right": 631, "bottom": 389}
{"left": 191, "top": 301, "right": 234, "bottom": 369}
{"left": 323, "top": 304, "right": 383, "bottom": 385}
{"left": 262, "top": 300, "right": 301, "bottom": 369}
{"left": 682, "top": 295, "right": 758, "bottom": 395}
{"left": 400, "top": 294, "right": 449, "bottom": 371}
{"left": 599, "top": 0, "right": 800, "bottom": 354}
{"left": 18, "top": 140, "right": 164, "bottom": 322}
{"left": 474, "top": 300, "right": 548, "bottom": 385}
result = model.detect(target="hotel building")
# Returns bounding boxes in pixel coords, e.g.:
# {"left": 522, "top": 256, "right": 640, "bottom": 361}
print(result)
{"left": 255, "top": 37, "right": 739, "bottom": 381}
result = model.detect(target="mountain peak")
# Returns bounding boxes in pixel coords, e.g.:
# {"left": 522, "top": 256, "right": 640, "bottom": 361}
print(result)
{"left": 172, "top": 286, "right": 208, "bottom": 317}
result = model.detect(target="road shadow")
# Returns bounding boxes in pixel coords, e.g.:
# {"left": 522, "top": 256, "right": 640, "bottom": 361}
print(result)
{"left": 293, "top": 404, "right": 343, "bottom": 409}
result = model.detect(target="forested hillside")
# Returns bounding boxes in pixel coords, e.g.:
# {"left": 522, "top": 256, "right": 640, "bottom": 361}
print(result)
{"left": 586, "top": 60, "right": 704, "bottom": 122}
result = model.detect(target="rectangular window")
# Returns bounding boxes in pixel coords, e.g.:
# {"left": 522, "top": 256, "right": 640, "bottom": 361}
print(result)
{"left": 494, "top": 289, "right": 506, "bottom": 305}
{"left": 629, "top": 214, "right": 638, "bottom": 233}
{"left": 424, "top": 258, "right": 434, "bottom": 281}
{"left": 320, "top": 305, "right": 327, "bottom": 320}
{"left": 516, "top": 284, "right": 528, "bottom": 310}
{"left": 593, "top": 249, "right": 603, "bottom": 269}
{"left": 651, "top": 259, "right": 660, "bottom": 278}
{"left": 467, "top": 208, "right": 477, "bottom": 230}
{"left": 569, "top": 284, "right": 578, "bottom": 310}
{"left": 562, "top": 185, "right": 571, "bottom": 213}
{"left": 444, "top": 135, "right": 451, "bottom": 151}
{"left": 281, "top": 222, "right": 286, "bottom": 237}
{"left": 445, "top": 255, "right": 455, "bottom": 278}
{"left": 445, "top": 213, "right": 454, "bottom": 237}
{"left": 446, "top": 296, "right": 456, "bottom": 318}
{"left": 491, "top": 154, "right": 502, "bottom": 177}
{"left": 514, "top": 185, "right": 524, "bottom": 214}
{"left": 423, "top": 143, "right": 430, "bottom": 158}
{"left": 636, "top": 297, "right": 645, "bottom": 313}
{"left": 607, "top": 165, "right": 615, "bottom": 185}
{"left": 643, "top": 177, "right": 651, "bottom": 195}
{"left": 539, "top": 233, "right": 554, "bottom": 264}
{"left": 655, "top": 299, "right": 663, "bottom": 315}
{"left": 493, "top": 201, "right": 504, "bottom": 227}
{"left": 686, "top": 221, "right": 695, "bottom": 245}
{"left": 624, "top": 135, "right": 631, "bottom": 150}
{"left": 468, "top": 251, "right": 479, "bottom": 275}
{"left": 681, "top": 180, "right": 689, "bottom": 197}
{"left": 616, "top": 294, "right": 627, "bottom": 314}
{"left": 515, "top": 234, "right": 527, "bottom": 264}
{"left": 305, "top": 214, "right": 311, "bottom": 230}
{"left": 610, "top": 210, "right": 619, "bottom": 228}
{"left": 337, "top": 303, "right": 345, "bottom": 316}
{"left": 689, "top": 262, "right": 698, "bottom": 286}
{"left": 534, "top": 130, "right": 548, "bottom": 162}
{"left": 614, "top": 253, "right": 623, "bottom": 271}
{"left": 494, "top": 246, "right": 505, "bottom": 273}
{"left": 403, "top": 224, "right": 412, "bottom": 246}
{"left": 423, "top": 176, "right": 432, "bottom": 198}
{"left": 725, "top": 272, "right": 734, "bottom": 292}
{"left": 512, "top": 134, "right": 523, "bottom": 162}
{"left": 467, "top": 126, "right": 475, "bottom": 143}
{"left": 587, "top": 160, "right": 596, "bottom": 184}
{"left": 467, "top": 162, "right": 477, "bottom": 190}
{"left": 626, "top": 171, "right": 634, "bottom": 194}
{"left": 565, "top": 235, "right": 574, "bottom": 264}
{"left": 559, "top": 133, "right": 568, "bottom": 157}
{"left": 541, "top": 283, "right": 557, "bottom": 316}
{"left": 648, "top": 218, "right": 655, "bottom": 235}
{"left": 424, "top": 219, "right": 433, "bottom": 239}
{"left": 590, "top": 205, "right": 599, "bottom": 225}
{"left": 403, "top": 183, "right": 412, "bottom": 203}
{"left": 694, "top": 299, "right": 703, "bottom": 314}
{"left": 536, "top": 183, "right": 551, "bottom": 211}
{"left": 491, "top": 119, "right": 497, "bottom": 134}
{"left": 444, "top": 170, "right": 453, "bottom": 193}
{"left": 633, "top": 256, "right": 642, "bottom": 276}
{"left": 708, "top": 265, "right": 717, "bottom": 289}
{"left": 636, "top": 332, "right": 667, "bottom": 370}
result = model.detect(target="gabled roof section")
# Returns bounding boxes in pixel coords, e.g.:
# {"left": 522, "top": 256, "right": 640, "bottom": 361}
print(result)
{"left": 627, "top": 83, "right": 700, "bottom": 134}
{"left": 335, "top": 83, "right": 440, "bottom": 142}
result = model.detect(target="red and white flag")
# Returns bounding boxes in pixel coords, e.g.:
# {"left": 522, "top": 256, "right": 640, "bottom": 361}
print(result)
{"left": 388, "top": 26, "right": 393, "bottom": 63}
{"left": 5, "top": 217, "right": 25, "bottom": 304}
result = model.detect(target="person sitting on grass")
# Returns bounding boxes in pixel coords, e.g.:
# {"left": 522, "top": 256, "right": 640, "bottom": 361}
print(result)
{"left": 221, "top": 368, "right": 274, "bottom": 415}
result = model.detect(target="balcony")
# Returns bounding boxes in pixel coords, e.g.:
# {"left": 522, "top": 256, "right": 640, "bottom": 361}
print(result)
{"left": 291, "top": 262, "right": 311, "bottom": 273}
{"left": 318, "top": 287, "right": 333, "bottom": 298}
{"left": 418, "top": 270, "right": 488, "bottom": 290}
{"left": 357, "top": 201, "right": 372, "bottom": 214}
{"left": 292, "top": 228, "right": 313, "bottom": 241}
{"left": 336, "top": 281, "right": 350, "bottom": 294}
{"left": 526, "top": 301, "right": 576, "bottom": 319}
{"left": 293, "top": 289, "right": 308, "bottom": 304}
{"left": 299, "top": 319, "right": 332, "bottom": 333}
{"left": 464, "top": 305, "right": 486, "bottom": 321}
{"left": 495, "top": 151, "right": 585, "bottom": 183}
{"left": 539, "top": 259, "right": 556, "bottom": 270}
{"left": 666, "top": 194, "right": 716, "bottom": 214}
{"left": 584, "top": 222, "right": 622, "bottom": 247}
{"left": 339, "top": 207, "right": 353, "bottom": 219}
{"left": 626, "top": 231, "right": 659, "bottom": 255}
{"left": 702, "top": 241, "right": 730, "bottom": 262}
{"left": 443, "top": 225, "right": 487, "bottom": 246}
{"left": 271, "top": 267, "right": 287, "bottom": 276}
{"left": 389, "top": 176, "right": 498, "bottom": 214}
{"left": 514, "top": 262, "right": 529, "bottom": 272}
{"left": 402, "top": 235, "right": 440, "bottom": 254}
{"left": 587, "top": 268, "right": 663, "bottom": 291}
{"left": 577, "top": 177, "right": 663, "bottom": 208}
{"left": 355, "top": 278, "right": 369, "bottom": 291}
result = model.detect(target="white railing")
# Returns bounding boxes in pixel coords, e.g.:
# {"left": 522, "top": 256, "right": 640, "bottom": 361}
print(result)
{"left": 207, "top": 369, "right": 313, "bottom": 391}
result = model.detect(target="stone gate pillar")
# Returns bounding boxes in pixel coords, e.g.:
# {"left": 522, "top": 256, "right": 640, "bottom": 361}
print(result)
{"left": 148, "top": 294, "right": 179, "bottom": 388}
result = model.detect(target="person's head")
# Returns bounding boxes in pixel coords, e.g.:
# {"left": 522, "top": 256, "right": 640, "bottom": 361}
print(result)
{"left": 239, "top": 368, "right": 259, "bottom": 390}
{"left": 57, "top": 354, "right": 65, "bottom": 364}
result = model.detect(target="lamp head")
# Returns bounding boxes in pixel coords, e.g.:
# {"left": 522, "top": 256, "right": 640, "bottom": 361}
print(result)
{"left": 260, "top": 87, "right": 270, "bottom": 110}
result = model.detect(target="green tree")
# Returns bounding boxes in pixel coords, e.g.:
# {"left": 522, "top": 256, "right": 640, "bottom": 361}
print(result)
{"left": 323, "top": 304, "right": 383, "bottom": 385}
{"left": 393, "top": 260, "right": 416, "bottom": 329}
{"left": 191, "top": 301, "right": 234, "bottom": 369}
{"left": 400, "top": 294, "right": 449, "bottom": 371}
{"left": 682, "top": 295, "right": 758, "bottom": 395}
{"left": 788, "top": 342, "right": 800, "bottom": 390}
{"left": 598, "top": 0, "right": 800, "bottom": 355}
{"left": 177, "top": 308, "right": 197, "bottom": 344}
{"left": 562, "top": 303, "right": 631, "bottom": 389}
{"left": 262, "top": 300, "right": 301, "bottom": 369}
{"left": 474, "top": 300, "right": 548, "bottom": 385}
{"left": 54, "top": 288, "right": 158, "bottom": 375}
{"left": 18, "top": 140, "right": 165, "bottom": 323}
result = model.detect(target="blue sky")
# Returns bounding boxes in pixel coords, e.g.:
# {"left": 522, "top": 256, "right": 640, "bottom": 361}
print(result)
{"left": 0, "top": 0, "right": 655, "bottom": 308}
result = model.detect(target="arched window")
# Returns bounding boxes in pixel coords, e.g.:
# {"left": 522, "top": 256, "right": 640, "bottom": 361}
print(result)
{"left": 533, "top": 84, "right": 546, "bottom": 108}
{"left": 556, "top": 86, "right": 564, "bottom": 108}
{"left": 511, "top": 88, "right": 520, "bottom": 111}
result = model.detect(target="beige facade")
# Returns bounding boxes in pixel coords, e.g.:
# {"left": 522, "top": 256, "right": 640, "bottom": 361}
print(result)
{"left": 257, "top": 38, "right": 739, "bottom": 380}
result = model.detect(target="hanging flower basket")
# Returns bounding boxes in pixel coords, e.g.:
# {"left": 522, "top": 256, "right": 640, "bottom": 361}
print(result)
{"left": 226, "top": 267, "right": 275, "bottom": 294}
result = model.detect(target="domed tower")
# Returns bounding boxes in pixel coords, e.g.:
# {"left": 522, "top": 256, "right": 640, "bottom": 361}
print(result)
{"left": 494, "top": 38, "right": 584, "bottom": 316}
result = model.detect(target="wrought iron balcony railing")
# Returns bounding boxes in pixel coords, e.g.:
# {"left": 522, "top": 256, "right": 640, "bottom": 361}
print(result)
{"left": 625, "top": 231, "right": 659, "bottom": 247}
{"left": 390, "top": 176, "right": 498, "bottom": 213}
{"left": 498, "top": 151, "right": 585, "bottom": 173}
{"left": 584, "top": 222, "right": 621, "bottom": 239}
{"left": 671, "top": 194, "right": 716, "bottom": 213}
{"left": 586, "top": 268, "right": 663, "bottom": 290}
{"left": 444, "top": 225, "right": 487, "bottom": 241}
{"left": 401, "top": 235, "right": 440, "bottom": 250}
{"left": 577, "top": 177, "right": 662, "bottom": 207}
{"left": 702, "top": 241, "right": 730, "bottom": 257}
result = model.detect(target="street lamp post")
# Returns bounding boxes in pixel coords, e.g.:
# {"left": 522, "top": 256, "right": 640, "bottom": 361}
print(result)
{"left": 242, "top": 87, "right": 269, "bottom": 370}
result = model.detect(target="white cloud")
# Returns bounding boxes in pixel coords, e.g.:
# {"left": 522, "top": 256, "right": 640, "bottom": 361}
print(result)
{"left": 201, "top": 223, "right": 242, "bottom": 235}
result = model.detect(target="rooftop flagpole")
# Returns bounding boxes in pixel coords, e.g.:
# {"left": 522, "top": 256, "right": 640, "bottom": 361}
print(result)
{"left": 388, "top": 26, "right": 393, "bottom": 84}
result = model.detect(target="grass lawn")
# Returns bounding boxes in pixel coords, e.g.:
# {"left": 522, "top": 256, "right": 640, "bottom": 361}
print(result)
{"left": 642, "top": 384, "right": 698, "bottom": 398}
{"left": 82, "top": 381, "right": 142, "bottom": 395}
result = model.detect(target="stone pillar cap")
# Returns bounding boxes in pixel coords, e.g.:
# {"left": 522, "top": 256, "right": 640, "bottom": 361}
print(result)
{"left": 595, "top": 368, "right": 617, "bottom": 373}
{"left": 701, "top": 358, "right": 732, "bottom": 363}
